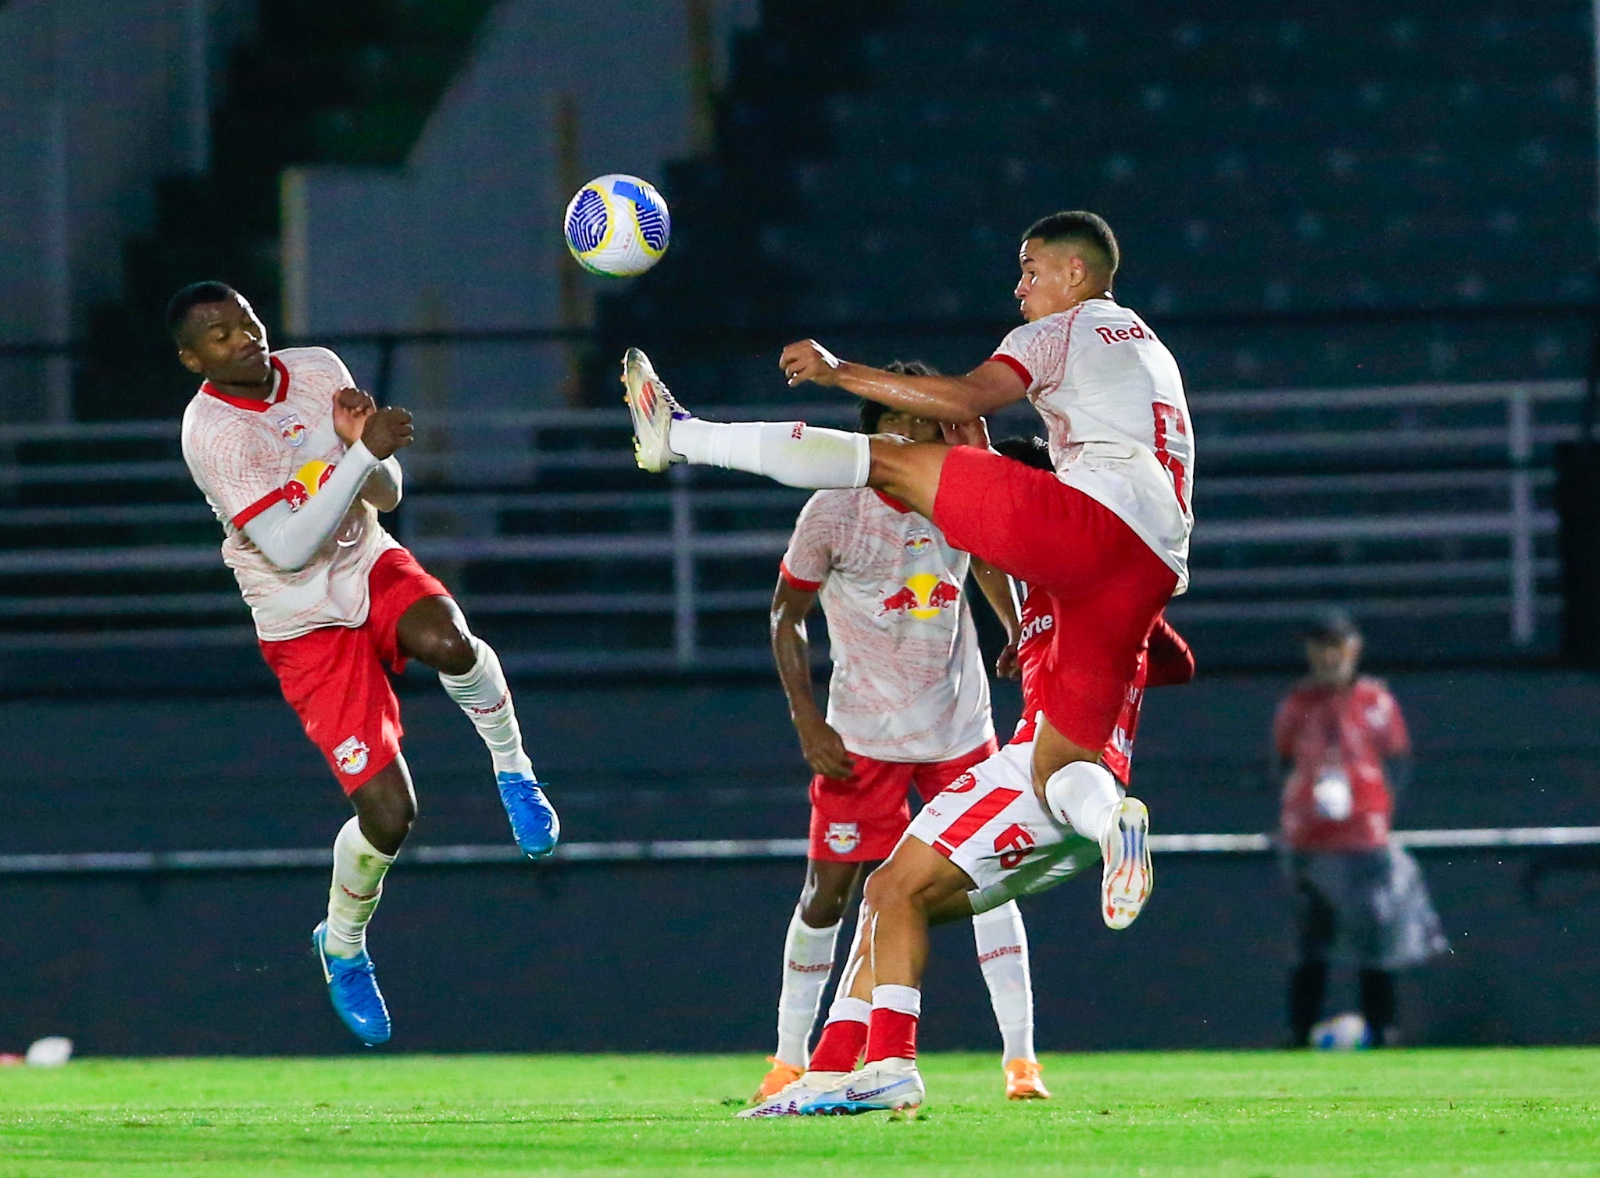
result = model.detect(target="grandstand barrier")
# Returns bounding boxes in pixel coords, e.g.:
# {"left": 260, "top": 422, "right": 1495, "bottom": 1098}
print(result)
{"left": 2, "top": 826, "right": 1597, "bottom": 876}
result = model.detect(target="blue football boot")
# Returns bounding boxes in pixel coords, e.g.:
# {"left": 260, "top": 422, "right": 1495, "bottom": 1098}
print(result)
{"left": 312, "top": 922, "right": 391, "bottom": 1046}
{"left": 497, "top": 772, "right": 561, "bottom": 858}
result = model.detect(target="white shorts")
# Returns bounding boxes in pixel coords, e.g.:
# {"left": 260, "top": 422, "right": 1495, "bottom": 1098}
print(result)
{"left": 904, "top": 740, "right": 1100, "bottom": 914}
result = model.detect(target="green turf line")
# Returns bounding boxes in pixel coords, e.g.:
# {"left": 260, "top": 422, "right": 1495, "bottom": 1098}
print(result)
{"left": 2, "top": 1050, "right": 1599, "bottom": 1176}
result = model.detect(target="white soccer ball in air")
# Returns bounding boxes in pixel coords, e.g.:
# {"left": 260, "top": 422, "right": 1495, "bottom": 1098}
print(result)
{"left": 563, "top": 174, "right": 671, "bottom": 277}
{"left": 1309, "top": 1012, "right": 1370, "bottom": 1051}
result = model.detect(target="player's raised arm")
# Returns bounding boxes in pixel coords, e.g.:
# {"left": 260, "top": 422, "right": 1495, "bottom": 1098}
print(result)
{"left": 779, "top": 340, "right": 1027, "bottom": 423}
{"left": 334, "top": 387, "right": 404, "bottom": 512}
{"left": 243, "top": 407, "right": 413, "bottom": 571}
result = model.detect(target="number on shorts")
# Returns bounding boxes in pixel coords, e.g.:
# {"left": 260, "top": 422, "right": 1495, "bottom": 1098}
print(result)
{"left": 994, "top": 822, "right": 1036, "bottom": 870}
{"left": 1152, "top": 402, "right": 1190, "bottom": 513}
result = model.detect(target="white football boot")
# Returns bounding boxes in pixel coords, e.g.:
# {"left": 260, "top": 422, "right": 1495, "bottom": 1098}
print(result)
{"left": 737, "top": 1070, "right": 848, "bottom": 1118}
{"left": 797, "top": 1059, "right": 925, "bottom": 1115}
{"left": 621, "top": 347, "right": 689, "bottom": 473}
{"left": 1101, "top": 795, "right": 1153, "bottom": 929}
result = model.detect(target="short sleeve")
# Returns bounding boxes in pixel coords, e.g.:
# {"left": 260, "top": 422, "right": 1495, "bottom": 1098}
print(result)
{"left": 1371, "top": 686, "right": 1412, "bottom": 757}
{"left": 311, "top": 346, "right": 357, "bottom": 390}
{"left": 1272, "top": 695, "right": 1301, "bottom": 759}
{"left": 990, "top": 314, "right": 1071, "bottom": 393}
{"left": 780, "top": 494, "right": 839, "bottom": 590}
{"left": 187, "top": 416, "right": 287, "bottom": 528}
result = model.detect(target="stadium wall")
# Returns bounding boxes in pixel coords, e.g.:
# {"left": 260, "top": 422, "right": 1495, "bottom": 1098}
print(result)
{"left": 1, "top": 670, "right": 1597, "bottom": 1054}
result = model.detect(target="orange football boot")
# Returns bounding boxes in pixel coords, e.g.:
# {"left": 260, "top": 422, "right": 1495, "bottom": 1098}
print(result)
{"left": 1004, "top": 1058, "right": 1051, "bottom": 1100}
{"left": 752, "top": 1056, "right": 805, "bottom": 1103}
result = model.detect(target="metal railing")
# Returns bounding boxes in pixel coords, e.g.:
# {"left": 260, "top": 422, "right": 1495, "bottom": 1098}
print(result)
{"left": 0, "top": 380, "right": 1580, "bottom": 667}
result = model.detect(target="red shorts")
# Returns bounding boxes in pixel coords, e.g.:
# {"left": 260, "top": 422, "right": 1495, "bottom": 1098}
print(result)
{"left": 258, "top": 547, "right": 451, "bottom": 794}
{"left": 934, "top": 446, "right": 1178, "bottom": 750}
{"left": 808, "top": 738, "right": 1000, "bottom": 862}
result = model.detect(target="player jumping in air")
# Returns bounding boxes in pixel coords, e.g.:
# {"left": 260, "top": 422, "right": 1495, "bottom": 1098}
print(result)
{"left": 750, "top": 370, "right": 1048, "bottom": 1110}
{"left": 625, "top": 211, "right": 1193, "bottom": 1110}
{"left": 173, "top": 282, "right": 559, "bottom": 1047}
{"left": 747, "top": 435, "right": 1194, "bottom": 1116}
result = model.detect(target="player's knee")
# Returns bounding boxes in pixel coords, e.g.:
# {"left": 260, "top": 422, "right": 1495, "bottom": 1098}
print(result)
{"left": 862, "top": 861, "right": 918, "bottom": 914}
{"left": 799, "top": 886, "right": 850, "bottom": 928}
{"left": 429, "top": 625, "right": 478, "bottom": 676}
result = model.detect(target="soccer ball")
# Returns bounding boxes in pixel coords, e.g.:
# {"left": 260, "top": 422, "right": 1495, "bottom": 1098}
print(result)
{"left": 1309, "top": 1012, "right": 1371, "bottom": 1051}
{"left": 563, "top": 174, "right": 670, "bottom": 277}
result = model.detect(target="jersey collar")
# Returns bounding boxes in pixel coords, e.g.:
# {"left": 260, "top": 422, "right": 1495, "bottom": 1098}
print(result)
{"left": 200, "top": 355, "right": 289, "bottom": 412}
{"left": 873, "top": 489, "right": 912, "bottom": 514}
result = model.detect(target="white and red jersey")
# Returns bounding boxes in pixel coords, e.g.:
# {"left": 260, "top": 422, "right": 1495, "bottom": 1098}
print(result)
{"left": 1275, "top": 676, "right": 1410, "bottom": 852}
{"left": 781, "top": 488, "right": 994, "bottom": 763}
{"left": 1009, "top": 582, "right": 1192, "bottom": 783}
{"left": 181, "top": 346, "right": 398, "bottom": 641}
{"left": 990, "top": 297, "right": 1195, "bottom": 592}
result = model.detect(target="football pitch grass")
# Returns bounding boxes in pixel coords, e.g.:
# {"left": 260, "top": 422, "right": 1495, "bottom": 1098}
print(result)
{"left": 2, "top": 1050, "right": 1598, "bottom": 1176}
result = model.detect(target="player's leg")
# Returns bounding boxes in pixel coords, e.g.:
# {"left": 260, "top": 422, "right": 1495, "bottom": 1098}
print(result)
{"left": 1285, "top": 852, "right": 1335, "bottom": 1047}
{"left": 394, "top": 591, "right": 558, "bottom": 858}
{"left": 621, "top": 347, "right": 951, "bottom": 515}
{"left": 972, "top": 901, "right": 1050, "bottom": 1099}
{"left": 755, "top": 858, "right": 861, "bottom": 1099}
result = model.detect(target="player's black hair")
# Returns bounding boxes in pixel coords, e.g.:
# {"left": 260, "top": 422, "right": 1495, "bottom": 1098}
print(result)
{"left": 858, "top": 359, "right": 939, "bottom": 433}
{"left": 1304, "top": 609, "right": 1361, "bottom": 644}
{"left": 166, "top": 281, "right": 239, "bottom": 341}
{"left": 992, "top": 435, "right": 1053, "bottom": 471}
{"left": 1022, "top": 210, "right": 1119, "bottom": 280}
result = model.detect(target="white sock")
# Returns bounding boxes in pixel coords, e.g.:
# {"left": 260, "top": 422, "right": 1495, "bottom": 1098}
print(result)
{"left": 973, "top": 901, "right": 1035, "bottom": 1063}
{"left": 669, "top": 418, "right": 871, "bottom": 489}
{"left": 438, "top": 635, "right": 534, "bottom": 779}
{"left": 774, "top": 908, "right": 841, "bottom": 1067}
{"left": 325, "top": 817, "right": 396, "bottom": 958}
{"left": 824, "top": 994, "right": 871, "bottom": 1027}
{"left": 871, "top": 983, "right": 922, "bottom": 1017}
{"left": 1044, "top": 760, "right": 1125, "bottom": 842}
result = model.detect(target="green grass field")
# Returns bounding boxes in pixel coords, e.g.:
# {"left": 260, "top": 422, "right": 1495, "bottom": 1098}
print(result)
{"left": 1, "top": 1050, "right": 1598, "bottom": 1176}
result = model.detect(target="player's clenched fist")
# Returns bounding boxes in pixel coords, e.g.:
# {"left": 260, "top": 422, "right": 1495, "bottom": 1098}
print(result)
{"left": 360, "top": 407, "right": 414, "bottom": 459}
{"left": 796, "top": 713, "right": 854, "bottom": 779}
{"left": 332, "top": 387, "right": 377, "bottom": 446}
{"left": 780, "top": 339, "right": 843, "bottom": 387}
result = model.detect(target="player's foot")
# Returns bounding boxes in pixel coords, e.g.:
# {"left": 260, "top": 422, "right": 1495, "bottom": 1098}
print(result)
{"left": 750, "top": 1056, "right": 805, "bottom": 1104}
{"left": 737, "top": 1069, "right": 847, "bottom": 1118}
{"left": 621, "top": 347, "right": 689, "bottom": 472}
{"left": 1101, "top": 795, "right": 1153, "bottom": 929}
{"left": 312, "top": 922, "right": 391, "bottom": 1046}
{"left": 497, "top": 772, "right": 560, "bottom": 859}
{"left": 798, "top": 1059, "right": 925, "bottom": 1115}
{"left": 1004, "top": 1058, "right": 1051, "bottom": 1100}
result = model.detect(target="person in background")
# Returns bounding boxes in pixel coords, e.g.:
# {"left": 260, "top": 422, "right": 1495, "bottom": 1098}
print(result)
{"left": 1274, "top": 611, "right": 1446, "bottom": 1047}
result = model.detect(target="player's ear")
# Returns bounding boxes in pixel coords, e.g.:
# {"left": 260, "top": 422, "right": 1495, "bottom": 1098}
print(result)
{"left": 177, "top": 346, "right": 204, "bottom": 375}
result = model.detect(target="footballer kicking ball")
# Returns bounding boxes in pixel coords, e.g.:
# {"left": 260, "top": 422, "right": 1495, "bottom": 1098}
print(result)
{"left": 1309, "top": 1012, "right": 1371, "bottom": 1051}
{"left": 563, "top": 174, "right": 670, "bottom": 277}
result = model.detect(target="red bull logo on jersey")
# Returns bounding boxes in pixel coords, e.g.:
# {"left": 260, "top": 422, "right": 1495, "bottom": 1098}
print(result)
{"left": 879, "top": 572, "right": 960, "bottom": 619}
{"left": 824, "top": 822, "right": 860, "bottom": 854}
{"left": 332, "top": 735, "right": 370, "bottom": 776}
{"left": 283, "top": 459, "right": 336, "bottom": 511}
{"left": 277, "top": 413, "right": 307, "bottom": 447}
{"left": 903, "top": 528, "right": 934, "bottom": 555}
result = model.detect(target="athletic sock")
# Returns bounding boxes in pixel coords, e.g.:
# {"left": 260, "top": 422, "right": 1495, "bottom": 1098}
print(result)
{"left": 1359, "top": 968, "right": 1397, "bottom": 1046}
{"left": 973, "top": 901, "right": 1036, "bottom": 1063}
{"left": 324, "top": 817, "right": 397, "bottom": 958}
{"left": 808, "top": 996, "right": 871, "bottom": 1073}
{"left": 438, "top": 635, "right": 535, "bottom": 779}
{"left": 865, "top": 983, "right": 921, "bottom": 1064}
{"left": 773, "top": 908, "right": 841, "bottom": 1067}
{"left": 669, "top": 418, "right": 871, "bottom": 489}
{"left": 1044, "top": 760, "right": 1125, "bottom": 842}
{"left": 1288, "top": 962, "right": 1328, "bottom": 1046}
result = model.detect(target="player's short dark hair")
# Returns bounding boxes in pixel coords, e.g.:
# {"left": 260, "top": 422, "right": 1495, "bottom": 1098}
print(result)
{"left": 1304, "top": 609, "right": 1360, "bottom": 644}
{"left": 166, "top": 281, "right": 238, "bottom": 341}
{"left": 858, "top": 359, "right": 939, "bottom": 433}
{"left": 993, "top": 435, "right": 1053, "bottom": 471}
{"left": 1023, "top": 210, "right": 1119, "bottom": 279}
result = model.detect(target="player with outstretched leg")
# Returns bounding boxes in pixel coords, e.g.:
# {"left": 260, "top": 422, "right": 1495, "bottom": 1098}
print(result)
{"left": 173, "top": 282, "right": 559, "bottom": 1046}
{"left": 748, "top": 379, "right": 1049, "bottom": 1111}
{"left": 624, "top": 211, "right": 1194, "bottom": 1108}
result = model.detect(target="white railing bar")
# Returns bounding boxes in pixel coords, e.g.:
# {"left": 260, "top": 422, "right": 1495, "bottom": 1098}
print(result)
{"left": 1192, "top": 379, "right": 1581, "bottom": 412}
{"left": 0, "top": 420, "right": 179, "bottom": 445}
{"left": 1196, "top": 511, "right": 1557, "bottom": 544}
{"left": 1166, "top": 594, "right": 1561, "bottom": 623}
{"left": 1192, "top": 558, "right": 1560, "bottom": 591}
{"left": 2, "top": 825, "right": 1596, "bottom": 875}
{"left": 1198, "top": 469, "right": 1553, "bottom": 498}
{"left": 0, "top": 593, "right": 243, "bottom": 618}
{"left": 0, "top": 503, "right": 215, "bottom": 527}
{"left": 1201, "top": 424, "right": 1578, "bottom": 457}
{"left": 0, "top": 626, "right": 258, "bottom": 652}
